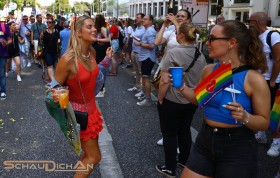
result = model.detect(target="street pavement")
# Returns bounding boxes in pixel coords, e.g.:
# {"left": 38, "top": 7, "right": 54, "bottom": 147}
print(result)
{"left": 0, "top": 64, "right": 279, "bottom": 178}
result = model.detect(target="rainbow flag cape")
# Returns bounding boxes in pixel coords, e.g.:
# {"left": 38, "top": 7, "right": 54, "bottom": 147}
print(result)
{"left": 270, "top": 90, "right": 280, "bottom": 131}
{"left": 194, "top": 63, "right": 233, "bottom": 108}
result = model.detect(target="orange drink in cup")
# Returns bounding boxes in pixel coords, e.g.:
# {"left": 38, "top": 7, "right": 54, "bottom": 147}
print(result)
{"left": 57, "top": 87, "right": 69, "bottom": 109}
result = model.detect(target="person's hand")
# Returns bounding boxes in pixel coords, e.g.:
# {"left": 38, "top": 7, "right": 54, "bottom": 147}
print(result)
{"left": 270, "top": 80, "right": 276, "bottom": 88}
{"left": 222, "top": 102, "right": 249, "bottom": 123}
{"left": 1, "top": 40, "right": 7, "bottom": 46}
{"left": 106, "top": 47, "right": 113, "bottom": 58}
{"left": 166, "top": 13, "right": 176, "bottom": 24}
{"left": 163, "top": 18, "right": 170, "bottom": 26}
{"left": 134, "top": 41, "right": 140, "bottom": 46}
{"left": 31, "top": 40, "right": 34, "bottom": 45}
{"left": 161, "top": 72, "right": 172, "bottom": 85}
{"left": 50, "top": 88, "right": 60, "bottom": 103}
{"left": 40, "top": 32, "right": 43, "bottom": 39}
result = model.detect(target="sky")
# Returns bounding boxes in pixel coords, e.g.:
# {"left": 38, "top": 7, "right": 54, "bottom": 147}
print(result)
{"left": 37, "top": 0, "right": 128, "bottom": 7}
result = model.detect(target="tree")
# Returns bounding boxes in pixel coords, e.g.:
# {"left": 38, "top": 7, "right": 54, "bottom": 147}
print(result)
{"left": 46, "top": 0, "right": 71, "bottom": 14}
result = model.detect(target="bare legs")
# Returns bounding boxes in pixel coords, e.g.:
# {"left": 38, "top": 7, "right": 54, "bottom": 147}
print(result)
{"left": 74, "top": 137, "right": 101, "bottom": 178}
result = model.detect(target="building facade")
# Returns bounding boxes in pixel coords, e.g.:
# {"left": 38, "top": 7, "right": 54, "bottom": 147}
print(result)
{"left": 128, "top": 0, "right": 280, "bottom": 27}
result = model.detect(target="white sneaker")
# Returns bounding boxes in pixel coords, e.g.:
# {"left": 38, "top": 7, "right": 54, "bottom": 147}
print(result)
{"left": 255, "top": 132, "right": 267, "bottom": 144}
{"left": 27, "top": 62, "right": 31, "bottom": 67}
{"left": 0, "top": 92, "right": 6, "bottom": 100}
{"left": 137, "top": 95, "right": 146, "bottom": 100}
{"left": 137, "top": 98, "right": 153, "bottom": 106}
{"left": 128, "top": 87, "right": 137, "bottom": 92}
{"left": 157, "top": 138, "right": 163, "bottom": 146}
{"left": 17, "top": 75, "right": 22, "bottom": 82}
{"left": 267, "top": 141, "right": 280, "bottom": 157}
{"left": 96, "top": 91, "right": 105, "bottom": 98}
{"left": 135, "top": 91, "right": 144, "bottom": 98}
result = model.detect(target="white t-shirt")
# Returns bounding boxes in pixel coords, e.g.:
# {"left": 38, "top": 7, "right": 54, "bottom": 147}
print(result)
{"left": 125, "top": 26, "right": 133, "bottom": 37}
{"left": 259, "top": 30, "right": 280, "bottom": 82}
{"left": 163, "top": 30, "right": 179, "bottom": 53}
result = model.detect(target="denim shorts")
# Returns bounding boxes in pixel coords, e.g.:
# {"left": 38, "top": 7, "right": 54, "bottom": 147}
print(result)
{"left": 141, "top": 58, "right": 155, "bottom": 77}
{"left": 111, "top": 39, "right": 120, "bottom": 53}
{"left": 186, "top": 122, "right": 258, "bottom": 178}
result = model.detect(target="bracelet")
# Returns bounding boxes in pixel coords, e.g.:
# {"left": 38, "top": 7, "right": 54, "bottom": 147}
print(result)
{"left": 179, "top": 84, "right": 186, "bottom": 91}
{"left": 242, "top": 111, "right": 250, "bottom": 125}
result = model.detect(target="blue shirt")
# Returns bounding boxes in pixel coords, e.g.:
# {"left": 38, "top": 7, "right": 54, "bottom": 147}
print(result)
{"left": 139, "top": 26, "right": 157, "bottom": 62}
{"left": 132, "top": 25, "right": 145, "bottom": 53}
{"left": 204, "top": 64, "right": 252, "bottom": 125}
{"left": 31, "top": 22, "right": 46, "bottom": 40}
{"left": 60, "top": 28, "right": 71, "bottom": 55}
{"left": 0, "top": 23, "right": 12, "bottom": 57}
{"left": 20, "top": 23, "right": 32, "bottom": 38}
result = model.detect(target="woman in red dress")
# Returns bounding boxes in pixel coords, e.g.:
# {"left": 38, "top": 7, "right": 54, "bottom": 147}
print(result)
{"left": 54, "top": 15, "right": 112, "bottom": 178}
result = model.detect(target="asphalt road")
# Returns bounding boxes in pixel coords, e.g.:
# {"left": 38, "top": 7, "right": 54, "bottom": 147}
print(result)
{"left": 0, "top": 64, "right": 279, "bottom": 178}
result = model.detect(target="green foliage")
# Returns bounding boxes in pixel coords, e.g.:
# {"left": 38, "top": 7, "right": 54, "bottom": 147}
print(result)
{"left": 46, "top": 0, "right": 71, "bottom": 14}
{"left": 199, "top": 28, "right": 207, "bottom": 42}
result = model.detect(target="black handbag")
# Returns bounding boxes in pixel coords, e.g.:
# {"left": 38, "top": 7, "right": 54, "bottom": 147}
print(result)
{"left": 74, "top": 111, "right": 88, "bottom": 130}
{"left": 74, "top": 59, "right": 89, "bottom": 130}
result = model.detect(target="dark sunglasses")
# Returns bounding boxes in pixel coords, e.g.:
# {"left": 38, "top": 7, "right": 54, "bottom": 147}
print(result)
{"left": 47, "top": 21, "right": 53, "bottom": 24}
{"left": 207, "top": 36, "right": 230, "bottom": 44}
{"left": 22, "top": 19, "right": 28, "bottom": 20}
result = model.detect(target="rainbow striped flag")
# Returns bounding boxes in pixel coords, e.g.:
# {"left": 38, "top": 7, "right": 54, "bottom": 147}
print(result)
{"left": 270, "top": 90, "right": 280, "bottom": 131}
{"left": 194, "top": 63, "right": 233, "bottom": 108}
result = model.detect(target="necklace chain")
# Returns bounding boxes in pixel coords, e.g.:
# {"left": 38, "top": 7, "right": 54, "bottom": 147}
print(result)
{"left": 81, "top": 52, "right": 92, "bottom": 62}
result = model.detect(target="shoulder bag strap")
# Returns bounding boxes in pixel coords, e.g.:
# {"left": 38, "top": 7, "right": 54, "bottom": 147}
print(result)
{"left": 185, "top": 47, "right": 201, "bottom": 73}
{"left": 74, "top": 58, "right": 89, "bottom": 113}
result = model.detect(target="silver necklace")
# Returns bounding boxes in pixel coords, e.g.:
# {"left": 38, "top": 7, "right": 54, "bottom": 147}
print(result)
{"left": 81, "top": 52, "right": 92, "bottom": 62}
{"left": 81, "top": 52, "right": 90, "bottom": 59}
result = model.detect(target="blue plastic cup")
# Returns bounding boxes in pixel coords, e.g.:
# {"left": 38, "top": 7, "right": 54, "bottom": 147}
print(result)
{"left": 169, "top": 67, "right": 184, "bottom": 88}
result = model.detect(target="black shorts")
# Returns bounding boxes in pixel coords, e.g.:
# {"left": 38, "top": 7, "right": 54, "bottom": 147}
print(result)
{"left": 141, "top": 58, "right": 155, "bottom": 77}
{"left": 186, "top": 122, "right": 258, "bottom": 178}
{"left": 124, "top": 38, "right": 133, "bottom": 53}
{"left": 45, "top": 53, "right": 57, "bottom": 67}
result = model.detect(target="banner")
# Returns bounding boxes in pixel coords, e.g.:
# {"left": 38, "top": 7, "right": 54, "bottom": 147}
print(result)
{"left": 181, "top": 0, "right": 209, "bottom": 28}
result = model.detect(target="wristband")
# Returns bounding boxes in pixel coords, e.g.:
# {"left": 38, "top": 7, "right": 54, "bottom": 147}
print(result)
{"left": 179, "top": 84, "right": 186, "bottom": 91}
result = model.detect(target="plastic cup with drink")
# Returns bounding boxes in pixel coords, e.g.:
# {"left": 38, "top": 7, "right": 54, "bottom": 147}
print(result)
{"left": 169, "top": 67, "right": 184, "bottom": 88}
{"left": 54, "top": 86, "right": 69, "bottom": 109}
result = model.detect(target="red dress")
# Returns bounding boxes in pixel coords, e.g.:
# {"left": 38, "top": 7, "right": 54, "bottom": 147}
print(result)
{"left": 66, "top": 57, "right": 103, "bottom": 141}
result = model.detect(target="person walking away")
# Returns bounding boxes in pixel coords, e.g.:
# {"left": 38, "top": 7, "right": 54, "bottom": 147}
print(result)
{"left": 123, "top": 18, "right": 134, "bottom": 68}
{"left": 59, "top": 21, "right": 71, "bottom": 56}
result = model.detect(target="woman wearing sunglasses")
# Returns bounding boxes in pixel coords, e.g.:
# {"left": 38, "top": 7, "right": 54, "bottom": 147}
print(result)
{"left": 169, "top": 20, "right": 270, "bottom": 178}
{"left": 53, "top": 15, "right": 112, "bottom": 178}
{"left": 43, "top": 19, "right": 60, "bottom": 81}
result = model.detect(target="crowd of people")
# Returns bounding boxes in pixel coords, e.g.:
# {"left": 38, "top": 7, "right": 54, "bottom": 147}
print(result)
{"left": 0, "top": 9, "right": 280, "bottom": 178}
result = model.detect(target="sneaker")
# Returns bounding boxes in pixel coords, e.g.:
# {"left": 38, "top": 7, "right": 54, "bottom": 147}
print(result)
{"left": 0, "top": 93, "right": 6, "bottom": 100}
{"left": 27, "top": 62, "right": 31, "bottom": 67}
{"left": 177, "top": 162, "right": 186, "bottom": 169}
{"left": 137, "top": 98, "right": 153, "bottom": 106}
{"left": 137, "top": 95, "right": 146, "bottom": 101}
{"left": 267, "top": 141, "right": 280, "bottom": 157}
{"left": 96, "top": 91, "right": 105, "bottom": 98}
{"left": 155, "top": 165, "right": 175, "bottom": 178}
{"left": 157, "top": 138, "right": 163, "bottom": 146}
{"left": 5, "top": 72, "right": 8, "bottom": 78}
{"left": 135, "top": 91, "right": 144, "bottom": 98}
{"left": 17, "top": 75, "right": 22, "bottom": 82}
{"left": 128, "top": 87, "right": 137, "bottom": 92}
{"left": 255, "top": 132, "right": 267, "bottom": 144}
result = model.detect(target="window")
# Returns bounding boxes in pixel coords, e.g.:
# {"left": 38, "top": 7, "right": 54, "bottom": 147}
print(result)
{"left": 160, "top": 2, "right": 163, "bottom": 16}
{"left": 154, "top": 3, "right": 157, "bottom": 15}
{"left": 278, "top": 1, "right": 280, "bottom": 16}
{"left": 234, "top": 0, "right": 250, "bottom": 3}
{"left": 210, "top": 0, "right": 218, "bottom": 16}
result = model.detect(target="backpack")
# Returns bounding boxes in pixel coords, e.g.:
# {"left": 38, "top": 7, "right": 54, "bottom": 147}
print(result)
{"left": 266, "top": 30, "right": 280, "bottom": 60}
{"left": 118, "top": 30, "right": 124, "bottom": 48}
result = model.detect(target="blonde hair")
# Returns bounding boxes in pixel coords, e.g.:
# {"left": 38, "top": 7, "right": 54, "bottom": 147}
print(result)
{"left": 178, "top": 22, "right": 200, "bottom": 43}
{"left": 66, "top": 15, "right": 96, "bottom": 60}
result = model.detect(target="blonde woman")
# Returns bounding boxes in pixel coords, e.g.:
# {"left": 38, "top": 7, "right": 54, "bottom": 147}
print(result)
{"left": 53, "top": 15, "right": 112, "bottom": 178}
